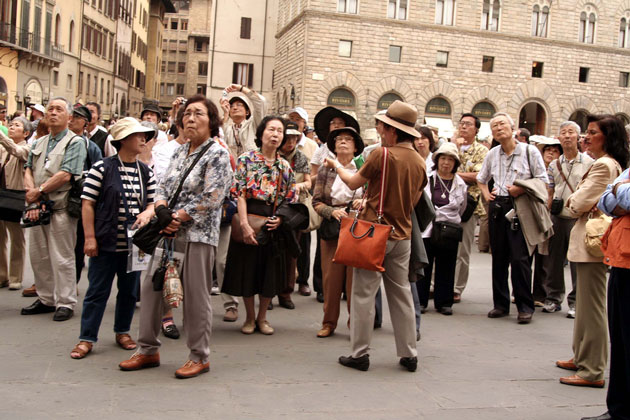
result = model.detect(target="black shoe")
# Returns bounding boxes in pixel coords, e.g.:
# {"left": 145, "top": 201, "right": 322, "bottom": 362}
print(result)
{"left": 488, "top": 308, "right": 508, "bottom": 318}
{"left": 373, "top": 321, "right": 382, "bottom": 329}
{"left": 162, "top": 323, "right": 180, "bottom": 339}
{"left": 278, "top": 298, "right": 295, "bottom": 310}
{"left": 416, "top": 330, "right": 421, "bottom": 341}
{"left": 21, "top": 299, "right": 55, "bottom": 315}
{"left": 581, "top": 412, "right": 612, "bottom": 420}
{"left": 316, "top": 292, "right": 324, "bottom": 303}
{"left": 437, "top": 307, "right": 453, "bottom": 316}
{"left": 53, "top": 307, "right": 74, "bottom": 321}
{"left": 339, "top": 354, "right": 369, "bottom": 371}
{"left": 420, "top": 305, "right": 427, "bottom": 314}
{"left": 517, "top": 312, "right": 533, "bottom": 324}
{"left": 399, "top": 356, "right": 418, "bottom": 372}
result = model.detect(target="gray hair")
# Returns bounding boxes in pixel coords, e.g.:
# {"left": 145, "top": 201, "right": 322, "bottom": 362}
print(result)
{"left": 12, "top": 116, "right": 33, "bottom": 136}
{"left": 140, "top": 121, "right": 159, "bottom": 140}
{"left": 490, "top": 112, "right": 515, "bottom": 129}
{"left": 558, "top": 121, "right": 581, "bottom": 135}
{"left": 47, "top": 96, "right": 73, "bottom": 114}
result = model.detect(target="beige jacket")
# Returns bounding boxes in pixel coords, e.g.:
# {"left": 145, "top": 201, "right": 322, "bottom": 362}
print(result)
{"left": 0, "top": 131, "right": 29, "bottom": 190}
{"left": 567, "top": 155, "right": 621, "bottom": 263}
{"left": 514, "top": 177, "right": 554, "bottom": 255}
{"left": 223, "top": 90, "right": 267, "bottom": 158}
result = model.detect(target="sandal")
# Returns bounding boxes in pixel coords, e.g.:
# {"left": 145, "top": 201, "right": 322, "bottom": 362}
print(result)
{"left": 115, "top": 333, "right": 137, "bottom": 350}
{"left": 70, "top": 341, "right": 93, "bottom": 359}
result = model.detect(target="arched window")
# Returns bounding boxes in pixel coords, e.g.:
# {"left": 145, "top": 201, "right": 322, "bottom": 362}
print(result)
{"left": 54, "top": 14, "right": 61, "bottom": 47}
{"left": 69, "top": 20, "right": 74, "bottom": 53}
{"left": 377, "top": 92, "right": 403, "bottom": 110}
{"left": 580, "top": 11, "right": 596, "bottom": 43}
{"left": 327, "top": 88, "right": 356, "bottom": 109}
{"left": 569, "top": 109, "right": 589, "bottom": 133}
{"left": 531, "top": 4, "right": 548, "bottom": 37}
{"left": 482, "top": 0, "right": 500, "bottom": 31}
{"left": 435, "top": 0, "right": 455, "bottom": 26}
{"left": 619, "top": 18, "right": 629, "bottom": 48}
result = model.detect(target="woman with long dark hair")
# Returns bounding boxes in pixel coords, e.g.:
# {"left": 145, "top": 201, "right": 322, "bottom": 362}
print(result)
{"left": 557, "top": 114, "right": 629, "bottom": 389}
{"left": 222, "top": 116, "right": 297, "bottom": 335}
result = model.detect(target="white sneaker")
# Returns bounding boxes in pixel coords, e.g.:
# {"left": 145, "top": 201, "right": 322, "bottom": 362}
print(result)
{"left": 211, "top": 286, "right": 220, "bottom": 295}
{"left": 8, "top": 283, "right": 22, "bottom": 290}
{"left": 567, "top": 306, "right": 576, "bottom": 319}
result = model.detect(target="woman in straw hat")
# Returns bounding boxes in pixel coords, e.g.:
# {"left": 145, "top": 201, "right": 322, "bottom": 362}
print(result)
{"left": 70, "top": 117, "right": 157, "bottom": 359}
{"left": 417, "top": 142, "right": 467, "bottom": 316}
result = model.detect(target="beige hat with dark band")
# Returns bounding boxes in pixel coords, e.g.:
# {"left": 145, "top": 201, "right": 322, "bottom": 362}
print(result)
{"left": 375, "top": 100, "right": 421, "bottom": 138}
{"left": 110, "top": 117, "right": 156, "bottom": 142}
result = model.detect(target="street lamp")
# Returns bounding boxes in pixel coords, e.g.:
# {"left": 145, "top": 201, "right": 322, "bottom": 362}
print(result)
{"left": 42, "top": 97, "right": 48, "bottom": 106}
{"left": 14, "top": 94, "right": 20, "bottom": 104}
{"left": 24, "top": 95, "right": 31, "bottom": 106}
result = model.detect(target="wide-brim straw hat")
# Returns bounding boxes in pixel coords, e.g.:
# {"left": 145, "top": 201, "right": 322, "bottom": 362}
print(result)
{"left": 110, "top": 117, "right": 156, "bottom": 142}
{"left": 432, "top": 142, "right": 461, "bottom": 167}
{"left": 374, "top": 100, "right": 421, "bottom": 138}
{"left": 327, "top": 126, "right": 365, "bottom": 157}
{"left": 314, "top": 106, "right": 360, "bottom": 144}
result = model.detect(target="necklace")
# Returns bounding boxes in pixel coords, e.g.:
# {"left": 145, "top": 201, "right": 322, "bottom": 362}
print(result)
{"left": 436, "top": 174, "right": 453, "bottom": 199}
{"left": 117, "top": 156, "right": 142, "bottom": 207}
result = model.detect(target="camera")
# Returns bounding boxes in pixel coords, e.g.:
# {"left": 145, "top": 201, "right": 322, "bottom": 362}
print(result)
{"left": 550, "top": 198, "right": 564, "bottom": 216}
{"left": 510, "top": 216, "right": 521, "bottom": 231}
{"left": 20, "top": 200, "right": 54, "bottom": 228}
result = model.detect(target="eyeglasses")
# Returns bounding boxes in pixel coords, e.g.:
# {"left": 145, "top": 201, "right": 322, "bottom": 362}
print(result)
{"left": 459, "top": 121, "right": 474, "bottom": 127}
{"left": 183, "top": 111, "right": 208, "bottom": 119}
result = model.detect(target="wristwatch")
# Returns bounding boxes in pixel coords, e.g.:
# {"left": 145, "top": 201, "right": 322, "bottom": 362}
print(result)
{"left": 38, "top": 185, "right": 44, "bottom": 194}
{"left": 335, "top": 162, "right": 343, "bottom": 170}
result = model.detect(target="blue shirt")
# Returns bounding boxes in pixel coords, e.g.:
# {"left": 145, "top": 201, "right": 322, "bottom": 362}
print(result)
{"left": 598, "top": 168, "right": 630, "bottom": 216}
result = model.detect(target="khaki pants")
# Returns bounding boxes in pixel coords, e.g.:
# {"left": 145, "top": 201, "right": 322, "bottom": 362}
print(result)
{"left": 350, "top": 239, "right": 416, "bottom": 359}
{"left": 320, "top": 238, "right": 352, "bottom": 330}
{"left": 29, "top": 211, "right": 78, "bottom": 309}
{"left": 138, "top": 242, "right": 216, "bottom": 364}
{"left": 454, "top": 214, "right": 478, "bottom": 295}
{"left": 0, "top": 220, "right": 25, "bottom": 286}
{"left": 573, "top": 262, "right": 608, "bottom": 382}
{"left": 216, "top": 225, "right": 238, "bottom": 310}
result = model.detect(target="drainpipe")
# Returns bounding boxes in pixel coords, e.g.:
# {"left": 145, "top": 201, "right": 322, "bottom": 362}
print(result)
{"left": 208, "top": 0, "right": 218, "bottom": 97}
{"left": 260, "top": 0, "right": 268, "bottom": 93}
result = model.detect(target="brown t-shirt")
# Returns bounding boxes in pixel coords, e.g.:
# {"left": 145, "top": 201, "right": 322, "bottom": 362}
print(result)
{"left": 358, "top": 144, "right": 426, "bottom": 240}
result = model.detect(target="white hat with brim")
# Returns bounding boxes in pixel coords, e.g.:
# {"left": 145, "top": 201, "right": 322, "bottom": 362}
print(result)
{"left": 432, "top": 142, "right": 461, "bottom": 167}
{"left": 30, "top": 104, "right": 46, "bottom": 114}
{"left": 374, "top": 100, "right": 421, "bottom": 138}
{"left": 289, "top": 107, "right": 309, "bottom": 124}
{"left": 110, "top": 117, "right": 156, "bottom": 142}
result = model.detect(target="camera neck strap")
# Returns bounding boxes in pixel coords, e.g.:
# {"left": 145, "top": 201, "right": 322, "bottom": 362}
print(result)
{"left": 556, "top": 159, "right": 575, "bottom": 194}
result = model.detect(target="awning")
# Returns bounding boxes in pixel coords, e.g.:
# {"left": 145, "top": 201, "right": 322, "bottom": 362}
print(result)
{"left": 424, "top": 117, "right": 455, "bottom": 139}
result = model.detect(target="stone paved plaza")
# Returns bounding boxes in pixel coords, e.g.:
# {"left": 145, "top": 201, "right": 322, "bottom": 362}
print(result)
{"left": 0, "top": 248, "right": 608, "bottom": 419}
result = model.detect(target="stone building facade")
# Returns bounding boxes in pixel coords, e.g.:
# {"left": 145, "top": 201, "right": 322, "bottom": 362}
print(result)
{"left": 273, "top": 0, "right": 630, "bottom": 137}
{"left": 145, "top": 0, "right": 175, "bottom": 105}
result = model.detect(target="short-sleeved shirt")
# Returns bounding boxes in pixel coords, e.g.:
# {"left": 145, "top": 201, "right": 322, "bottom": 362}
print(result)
{"left": 457, "top": 140, "right": 488, "bottom": 216}
{"left": 25, "top": 129, "right": 86, "bottom": 175}
{"left": 231, "top": 149, "right": 297, "bottom": 205}
{"left": 82, "top": 159, "right": 156, "bottom": 251}
{"left": 476, "top": 142, "right": 548, "bottom": 195}
{"left": 358, "top": 144, "right": 426, "bottom": 240}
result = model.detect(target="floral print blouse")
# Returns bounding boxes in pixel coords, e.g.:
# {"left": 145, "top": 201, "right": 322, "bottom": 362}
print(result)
{"left": 156, "top": 137, "right": 233, "bottom": 246}
{"left": 231, "top": 149, "right": 297, "bottom": 206}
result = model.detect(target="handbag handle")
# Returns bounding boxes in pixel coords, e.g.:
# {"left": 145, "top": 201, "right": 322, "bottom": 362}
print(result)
{"left": 168, "top": 140, "right": 215, "bottom": 209}
{"left": 355, "top": 147, "right": 389, "bottom": 223}
{"left": 350, "top": 219, "right": 375, "bottom": 239}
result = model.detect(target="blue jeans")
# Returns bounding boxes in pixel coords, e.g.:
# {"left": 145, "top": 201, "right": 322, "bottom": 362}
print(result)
{"left": 79, "top": 252, "right": 140, "bottom": 342}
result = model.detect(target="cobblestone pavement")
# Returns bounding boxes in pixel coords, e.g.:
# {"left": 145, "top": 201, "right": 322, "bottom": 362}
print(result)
{"left": 0, "top": 249, "right": 607, "bottom": 419}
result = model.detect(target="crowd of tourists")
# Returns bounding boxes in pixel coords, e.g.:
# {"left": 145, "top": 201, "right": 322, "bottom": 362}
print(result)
{"left": 0, "top": 87, "right": 629, "bottom": 420}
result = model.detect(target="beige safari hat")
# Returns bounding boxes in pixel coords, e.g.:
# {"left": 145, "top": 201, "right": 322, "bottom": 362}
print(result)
{"left": 109, "top": 117, "right": 156, "bottom": 142}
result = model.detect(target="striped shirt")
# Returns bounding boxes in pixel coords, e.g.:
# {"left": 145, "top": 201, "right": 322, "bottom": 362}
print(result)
{"left": 82, "top": 160, "right": 156, "bottom": 251}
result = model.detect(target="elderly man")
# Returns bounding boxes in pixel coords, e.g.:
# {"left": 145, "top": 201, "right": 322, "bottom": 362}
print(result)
{"left": 140, "top": 103, "right": 168, "bottom": 147}
{"left": 20, "top": 97, "right": 87, "bottom": 321}
{"left": 543, "top": 121, "right": 593, "bottom": 316}
{"left": 516, "top": 128, "right": 531, "bottom": 144}
{"left": 452, "top": 113, "right": 488, "bottom": 303}
{"left": 328, "top": 100, "right": 425, "bottom": 372}
{"left": 477, "top": 112, "right": 548, "bottom": 324}
{"left": 85, "top": 102, "right": 115, "bottom": 157}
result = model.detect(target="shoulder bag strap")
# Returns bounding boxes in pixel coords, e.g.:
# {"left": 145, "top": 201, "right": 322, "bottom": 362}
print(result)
{"left": 272, "top": 166, "right": 282, "bottom": 215}
{"left": 168, "top": 140, "right": 214, "bottom": 208}
{"left": 556, "top": 159, "right": 575, "bottom": 194}
{"left": 376, "top": 147, "right": 388, "bottom": 222}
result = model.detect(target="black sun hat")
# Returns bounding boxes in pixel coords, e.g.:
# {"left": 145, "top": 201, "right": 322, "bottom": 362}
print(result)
{"left": 314, "top": 107, "right": 360, "bottom": 145}
{"left": 326, "top": 127, "right": 365, "bottom": 157}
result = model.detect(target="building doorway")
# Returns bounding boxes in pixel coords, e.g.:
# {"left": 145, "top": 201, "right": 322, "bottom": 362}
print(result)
{"left": 569, "top": 109, "right": 589, "bottom": 133}
{"left": 519, "top": 102, "right": 546, "bottom": 135}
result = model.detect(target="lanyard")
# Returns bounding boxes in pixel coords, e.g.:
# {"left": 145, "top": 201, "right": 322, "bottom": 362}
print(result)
{"left": 117, "top": 156, "right": 142, "bottom": 209}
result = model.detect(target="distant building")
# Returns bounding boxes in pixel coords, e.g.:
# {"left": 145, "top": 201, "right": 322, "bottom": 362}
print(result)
{"left": 274, "top": 0, "right": 630, "bottom": 138}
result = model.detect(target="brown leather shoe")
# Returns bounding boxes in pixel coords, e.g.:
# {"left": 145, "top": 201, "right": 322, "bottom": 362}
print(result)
{"left": 22, "top": 284, "right": 37, "bottom": 297}
{"left": 298, "top": 284, "right": 311, "bottom": 296}
{"left": 175, "top": 360, "right": 210, "bottom": 379}
{"left": 556, "top": 358, "right": 578, "bottom": 371}
{"left": 119, "top": 352, "right": 160, "bottom": 371}
{"left": 223, "top": 307, "right": 238, "bottom": 322}
{"left": 559, "top": 374, "right": 604, "bottom": 388}
{"left": 487, "top": 308, "right": 508, "bottom": 318}
{"left": 517, "top": 312, "right": 533, "bottom": 324}
{"left": 317, "top": 326, "right": 335, "bottom": 338}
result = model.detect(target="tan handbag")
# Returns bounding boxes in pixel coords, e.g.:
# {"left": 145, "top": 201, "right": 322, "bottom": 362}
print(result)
{"left": 584, "top": 210, "right": 612, "bottom": 257}
{"left": 300, "top": 190, "right": 323, "bottom": 233}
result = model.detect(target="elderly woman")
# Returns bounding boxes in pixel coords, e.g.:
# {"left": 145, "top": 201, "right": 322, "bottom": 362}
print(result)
{"left": 413, "top": 125, "right": 436, "bottom": 175}
{"left": 417, "top": 143, "right": 467, "bottom": 315}
{"left": 119, "top": 95, "right": 232, "bottom": 379}
{"left": 276, "top": 121, "right": 312, "bottom": 309}
{"left": 0, "top": 117, "right": 32, "bottom": 290}
{"left": 70, "top": 118, "right": 157, "bottom": 359}
{"left": 222, "top": 116, "right": 297, "bottom": 335}
{"left": 220, "top": 83, "right": 267, "bottom": 157}
{"left": 557, "top": 114, "right": 630, "bottom": 389}
{"left": 313, "top": 127, "right": 364, "bottom": 338}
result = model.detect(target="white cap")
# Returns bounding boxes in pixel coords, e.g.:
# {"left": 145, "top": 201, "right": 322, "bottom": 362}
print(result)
{"left": 30, "top": 104, "right": 46, "bottom": 114}
{"left": 289, "top": 107, "right": 308, "bottom": 124}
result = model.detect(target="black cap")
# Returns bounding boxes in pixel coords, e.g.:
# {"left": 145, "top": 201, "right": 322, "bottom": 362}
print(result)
{"left": 73, "top": 105, "right": 91, "bottom": 121}
{"left": 140, "top": 103, "right": 162, "bottom": 119}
